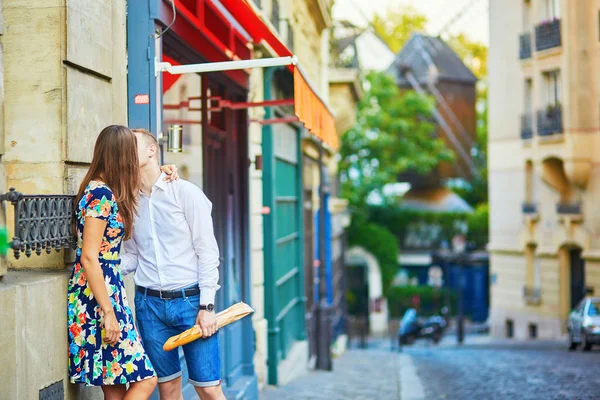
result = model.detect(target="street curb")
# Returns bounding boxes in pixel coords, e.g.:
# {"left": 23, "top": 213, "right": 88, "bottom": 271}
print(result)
{"left": 397, "top": 353, "right": 425, "bottom": 400}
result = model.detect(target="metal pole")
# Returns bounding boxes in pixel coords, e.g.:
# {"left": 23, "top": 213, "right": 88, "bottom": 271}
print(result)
{"left": 457, "top": 256, "right": 465, "bottom": 345}
{"left": 156, "top": 56, "right": 298, "bottom": 76}
{"left": 315, "top": 140, "right": 332, "bottom": 371}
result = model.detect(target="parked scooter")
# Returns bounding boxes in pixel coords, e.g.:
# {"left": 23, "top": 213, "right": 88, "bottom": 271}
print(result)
{"left": 398, "top": 307, "right": 448, "bottom": 346}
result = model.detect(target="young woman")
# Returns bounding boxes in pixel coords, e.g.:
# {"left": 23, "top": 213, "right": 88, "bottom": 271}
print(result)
{"left": 67, "top": 125, "right": 175, "bottom": 399}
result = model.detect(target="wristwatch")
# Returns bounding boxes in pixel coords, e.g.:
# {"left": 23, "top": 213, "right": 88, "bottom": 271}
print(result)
{"left": 200, "top": 304, "right": 215, "bottom": 312}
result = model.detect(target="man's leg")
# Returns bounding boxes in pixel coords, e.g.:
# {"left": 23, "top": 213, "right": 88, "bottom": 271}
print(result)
{"left": 135, "top": 291, "right": 184, "bottom": 400}
{"left": 169, "top": 294, "right": 225, "bottom": 400}
{"left": 156, "top": 376, "right": 184, "bottom": 400}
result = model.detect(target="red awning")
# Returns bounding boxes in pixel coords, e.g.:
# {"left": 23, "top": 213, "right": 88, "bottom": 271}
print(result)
{"left": 219, "top": 0, "right": 337, "bottom": 149}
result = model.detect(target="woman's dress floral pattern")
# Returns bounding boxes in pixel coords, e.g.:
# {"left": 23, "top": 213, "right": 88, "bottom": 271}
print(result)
{"left": 67, "top": 181, "right": 155, "bottom": 386}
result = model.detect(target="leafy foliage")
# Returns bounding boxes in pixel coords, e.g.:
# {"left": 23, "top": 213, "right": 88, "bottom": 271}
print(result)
{"left": 371, "top": 5, "right": 428, "bottom": 53}
{"left": 368, "top": 205, "right": 488, "bottom": 251}
{"left": 387, "top": 286, "right": 457, "bottom": 318}
{"left": 346, "top": 213, "right": 398, "bottom": 297}
{"left": 339, "top": 71, "right": 454, "bottom": 207}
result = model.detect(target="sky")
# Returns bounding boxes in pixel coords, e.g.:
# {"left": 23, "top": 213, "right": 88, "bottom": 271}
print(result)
{"left": 332, "top": 0, "right": 490, "bottom": 45}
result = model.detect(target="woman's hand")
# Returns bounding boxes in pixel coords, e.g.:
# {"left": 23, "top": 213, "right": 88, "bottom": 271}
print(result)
{"left": 103, "top": 309, "right": 120, "bottom": 346}
{"left": 160, "top": 164, "right": 179, "bottom": 182}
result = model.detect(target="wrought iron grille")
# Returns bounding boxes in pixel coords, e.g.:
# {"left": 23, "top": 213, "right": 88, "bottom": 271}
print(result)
{"left": 537, "top": 105, "right": 562, "bottom": 136}
{"left": 519, "top": 32, "right": 532, "bottom": 59}
{"left": 535, "top": 19, "right": 561, "bottom": 51}
{"left": 1, "top": 189, "right": 77, "bottom": 259}
{"left": 522, "top": 203, "right": 537, "bottom": 214}
{"left": 521, "top": 113, "right": 533, "bottom": 139}
{"left": 557, "top": 203, "right": 582, "bottom": 215}
{"left": 523, "top": 286, "right": 541, "bottom": 305}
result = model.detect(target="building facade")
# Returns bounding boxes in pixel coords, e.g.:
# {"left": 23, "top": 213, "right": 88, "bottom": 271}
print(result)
{"left": 488, "top": 0, "right": 600, "bottom": 340}
{"left": 0, "top": 1, "right": 128, "bottom": 398}
{"left": 0, "top": 0, "right": 355, "bottom": 397}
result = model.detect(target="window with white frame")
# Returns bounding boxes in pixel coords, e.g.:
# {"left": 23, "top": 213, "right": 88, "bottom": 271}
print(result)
{"left": 542, "top": 70, "right": 560, "bottom": 107}
{"left": 543, "top": 0, "right": 560, "bottom": 20}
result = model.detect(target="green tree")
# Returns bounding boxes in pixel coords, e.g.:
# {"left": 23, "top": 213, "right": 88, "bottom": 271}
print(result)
{"left": 339, "top": 71, "right": 454, "bottom": 208}
{"left": 371, "top": 6, "right": 427, "bottom": 53}
{"left": 446, "top": 33, "right": 488, "bottom": 79}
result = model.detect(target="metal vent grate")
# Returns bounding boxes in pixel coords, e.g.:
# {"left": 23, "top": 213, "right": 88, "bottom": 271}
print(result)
{"left": 40, "top": 381, "right": 64, "bottom": 400}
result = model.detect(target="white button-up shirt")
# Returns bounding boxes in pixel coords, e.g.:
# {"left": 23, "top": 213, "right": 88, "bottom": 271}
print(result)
{"left": 121, "top": 174, "right": 220, "bottom": 305}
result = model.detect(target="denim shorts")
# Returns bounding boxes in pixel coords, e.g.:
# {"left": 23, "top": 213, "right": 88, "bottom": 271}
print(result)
{"left": 134, "top": 289, "right": 221, "bottom": 387}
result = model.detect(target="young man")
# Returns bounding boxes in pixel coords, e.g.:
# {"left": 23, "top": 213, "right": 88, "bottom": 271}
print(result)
{"left": 121, "top": 128, "right": 225, "bottom": 400}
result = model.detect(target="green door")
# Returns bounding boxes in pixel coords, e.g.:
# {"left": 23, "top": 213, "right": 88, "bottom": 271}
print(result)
{"left": 262, "top": 68, "right": 305, "bottom": 386}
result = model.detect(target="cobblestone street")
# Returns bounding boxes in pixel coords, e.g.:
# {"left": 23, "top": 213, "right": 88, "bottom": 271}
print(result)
{"left": 261, "top": 337, "right": 600, "bottom": 400}
{"left": 411, "top": 340, "right": 600, "bottom": 400}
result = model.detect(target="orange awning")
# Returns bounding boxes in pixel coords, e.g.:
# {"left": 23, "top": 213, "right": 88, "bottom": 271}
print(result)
{"left": 219, "top": 0, "right": 337, "bottom": 149}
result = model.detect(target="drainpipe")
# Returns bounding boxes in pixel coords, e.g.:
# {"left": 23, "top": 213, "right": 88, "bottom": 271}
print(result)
{"left": 315, "top": 140, "right": 333, "bottom": 370}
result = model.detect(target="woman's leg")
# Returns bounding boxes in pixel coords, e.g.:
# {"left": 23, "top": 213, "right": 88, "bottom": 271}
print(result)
{"left": 124, "top": 376, "right": 158, "bottom": 400}
{"left": 102, "top": 385, "right": 127, "bottom": 400}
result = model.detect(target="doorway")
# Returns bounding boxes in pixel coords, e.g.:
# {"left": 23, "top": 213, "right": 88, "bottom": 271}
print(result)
{"left": 569, "top": 248, "right": 585, "bottom": 310}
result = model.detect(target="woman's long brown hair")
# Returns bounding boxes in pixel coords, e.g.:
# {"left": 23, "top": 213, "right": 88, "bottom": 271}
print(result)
{"left": 75, "top": 125, "right": 140, "bottom": 240}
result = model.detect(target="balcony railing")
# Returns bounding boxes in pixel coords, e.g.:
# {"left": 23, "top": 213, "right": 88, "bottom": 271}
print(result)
{"left": 535, "top": 19, "right": 561, "bottom": 51}
{"left": 521, "top": 113, "right": 533, "bottom": 139}
{"left": 557, "top": 203, "right": 582, "bottom": 215}
{"left": 523, "top": 286, "right": 541, "bottom": 305}
{"left": 536, "top": 105, "right": 562, "bottom": 136}
{"left": 1, "top": 189, "right": 77, "bottom": 259}
{"left": 522, "top": 203, "right": 537, "bottom": 214}
{"left": 519, "top": 32, "right": 532, "bottom": 59}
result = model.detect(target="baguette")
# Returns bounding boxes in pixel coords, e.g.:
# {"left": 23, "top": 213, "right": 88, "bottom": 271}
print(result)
{"left": 163, "top": 302, "right": 254, "bottom": 351}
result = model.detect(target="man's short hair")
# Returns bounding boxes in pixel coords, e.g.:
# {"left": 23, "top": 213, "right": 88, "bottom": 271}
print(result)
{"left": 132, "top": 128, "right": 159, "bottom": 148}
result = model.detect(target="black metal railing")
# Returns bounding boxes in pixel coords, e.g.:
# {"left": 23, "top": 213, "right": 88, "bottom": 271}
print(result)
{"left": 535, "top": 19, "right": 561, "bottom": 51}
{"left": 523, "top": 286, "right": 541, "bottom": 305}
{"left": 537, "top": 105, "right": 562, "bottom": 136}
{"left": 521, "top": 113, "right": 533, "bottom": 139}
{"left": 271, "top": 0, "right": 280, "bottom": 31}
{"left": 557, "top": 203, "right": 582, "bottom": 215}
{"left": 1, "top": 189, "right": 76, "bottom": 259}
{"left": 522, "top": 203, "right": 537, "bottom": 214}
{"left": 519, "top": 32, "right": 532, "bottom": 59}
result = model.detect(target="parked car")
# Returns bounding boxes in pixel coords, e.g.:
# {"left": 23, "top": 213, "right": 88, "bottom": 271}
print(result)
{"left": 568, "top": 297, "right": 600, "bottom": 351}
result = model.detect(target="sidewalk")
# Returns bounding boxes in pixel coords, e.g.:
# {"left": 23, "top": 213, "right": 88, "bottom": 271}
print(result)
{"left": 260, "top": 345, "right": 426, "bottom": 400}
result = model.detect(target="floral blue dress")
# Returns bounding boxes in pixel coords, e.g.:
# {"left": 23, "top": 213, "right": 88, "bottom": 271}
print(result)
{"left": 67, "top": 181, "right": 155, "bottom": 386}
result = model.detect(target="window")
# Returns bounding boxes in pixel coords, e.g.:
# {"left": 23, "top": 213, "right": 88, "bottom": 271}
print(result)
{"left": 506, "top": 319, "right": 514, "bottom": 338}
{"left": 528, "top": 323, "right": 538, "bottom": 339}
{"left": 544, "top": 0, "right": 560, "bottom": 19}
{"left": 525, "top": 160, "right": 534, "bottom": 204}
{"left": 542, "top": 70, "right": 560, "bottom": 107}
{"left": 525, "top": 245, "right": 536, "bottom": 289}
{"left": 524, "top": 79, "right": 533, "bottom": 114}
{"left": 588, "top": 301, "right": 600, "bottom": 316}
{"left": 287, "top": 21, "right": 294, "bottom": 52}
{"left": 271, "top": 0, "right": 280, "bottom": 31}
{"left": 523, "top": 0, "right": 532, "bottom": 30}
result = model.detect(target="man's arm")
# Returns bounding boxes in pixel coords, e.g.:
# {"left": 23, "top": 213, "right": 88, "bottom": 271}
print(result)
{"left": 181, "top": 184, "right": 221, "bottom": 306}
{"left": 120, "top": 237, "right": 139, "bottom": 276}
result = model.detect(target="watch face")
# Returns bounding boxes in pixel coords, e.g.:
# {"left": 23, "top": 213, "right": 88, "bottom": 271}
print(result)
{"left": 207, "top": 304, "right": 215, "bottom": 312}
